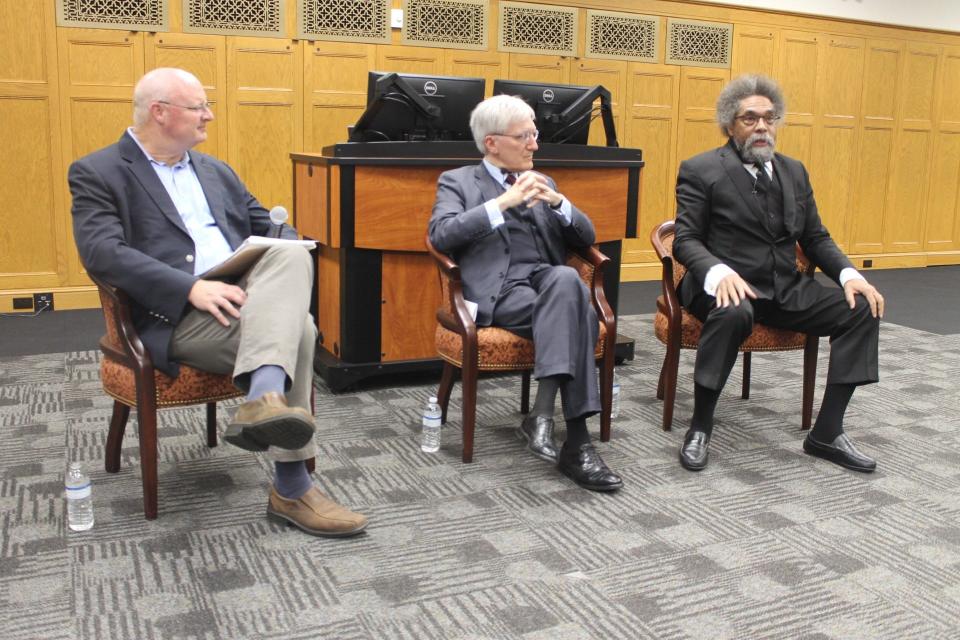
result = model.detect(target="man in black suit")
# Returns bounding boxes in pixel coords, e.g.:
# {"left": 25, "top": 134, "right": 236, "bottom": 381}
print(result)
{"left": 69, "top": 68, "right": 366, "bottom": 536}
{"left": 673, "top": 74, "right": 884, "bottom": 472}
{"left": 429, "top": 94, "right": 622, "bottom": 491}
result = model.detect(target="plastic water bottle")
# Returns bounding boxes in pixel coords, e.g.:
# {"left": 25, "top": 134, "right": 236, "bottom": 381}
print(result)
{"left": 421, "top": 396, "right": 442, "bottom": 453}
{"left": 611, "top": 371, "right": 621, "bottom": 419}
{"left": 65, "top": 462, "right": 94, "bottom": 531}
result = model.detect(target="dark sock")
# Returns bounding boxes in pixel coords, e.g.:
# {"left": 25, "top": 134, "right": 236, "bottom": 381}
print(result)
{"left": 691, "top": 383, "right": 720, "bottom": 436}
{"left": 811, "top": 383, "right": 855, "bottom": 443}
{"left": 563, "top": 416, "right": 590, "bottom": 450}
{"left": 532, "top": 376, "right": 560, "bottom": 417}
{"left": 248, "top": 365, "right": 286, "bottom": 401}
{"left": 273, "top": 461, "right": 313, "bottom": 499}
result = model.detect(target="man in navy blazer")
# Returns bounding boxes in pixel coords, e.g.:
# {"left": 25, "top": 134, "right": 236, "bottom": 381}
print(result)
{"left": 69, "top": 68, "right": 366, "bottom": 536}
{"left": 673, "top": 74, "right": 885, "bottom": 473}
{"left": 429, "top": 94, "right": 622, "bottom": 491}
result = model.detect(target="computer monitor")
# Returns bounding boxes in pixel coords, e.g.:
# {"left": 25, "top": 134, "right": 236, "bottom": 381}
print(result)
{"left": 492, "top": 79, "right": 618, "bottom": 147}
{"left": 349, "top": 71, "right": 485, "bottom": 142}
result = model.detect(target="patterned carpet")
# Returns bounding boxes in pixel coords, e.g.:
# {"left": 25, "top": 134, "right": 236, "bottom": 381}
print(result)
{"left": 2, "top": 314, "right": 959, "bottom": 640}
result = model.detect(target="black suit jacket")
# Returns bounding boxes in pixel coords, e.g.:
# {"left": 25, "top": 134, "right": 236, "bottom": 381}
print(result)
{"left": 69, "top": 131, "right": 297, "bottom": 376}
{"left": 674, "top": 140, "right": 852, "bottom": 310}
{"left": 428, "top": 163, "right": 595, "bottom": 325}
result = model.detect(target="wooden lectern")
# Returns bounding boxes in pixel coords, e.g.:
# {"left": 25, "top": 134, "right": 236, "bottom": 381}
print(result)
{"left": 291, "top": 141, "right": 643, "bottom": 391}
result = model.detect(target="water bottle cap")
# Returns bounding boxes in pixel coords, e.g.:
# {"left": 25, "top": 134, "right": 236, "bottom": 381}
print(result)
{"left": 428, "top": 396, "right": 438, "bottom": 403}
{"left": 69, "top": 461, "right": 82, "bottom": 470}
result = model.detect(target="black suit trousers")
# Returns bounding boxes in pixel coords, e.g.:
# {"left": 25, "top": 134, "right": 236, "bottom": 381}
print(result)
{"left": 685, "top": 280, "right": 879, "bottom": 392}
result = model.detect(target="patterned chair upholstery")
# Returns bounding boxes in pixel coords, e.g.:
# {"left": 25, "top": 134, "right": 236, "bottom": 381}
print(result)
{"left": 426, "top": 233, "right": 616, "bottom": 463}
{"left": 650, "top": 220, "right": 819, "bottom": 431}
{"left": 93, "top": 275, "right": 316, "bottom": 519}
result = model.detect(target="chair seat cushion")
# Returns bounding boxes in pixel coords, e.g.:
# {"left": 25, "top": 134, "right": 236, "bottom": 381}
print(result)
{"left": 101, "top": 358, "right": 243, "bottom": 408}
{"left": 654, "top": 303, "right": 807, "bottom": 351}
{"left": 436, "top": 323, "right": 607, "bottom": 370}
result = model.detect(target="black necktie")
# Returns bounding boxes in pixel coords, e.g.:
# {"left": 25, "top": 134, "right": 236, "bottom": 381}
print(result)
{"left": 754, "top": 163, "right": 770, "bottom": 194}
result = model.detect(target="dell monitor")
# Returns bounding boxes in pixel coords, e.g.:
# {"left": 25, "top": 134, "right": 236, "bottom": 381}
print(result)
{"left": 492, "top": 79, "right": 618, "bottom": 146}
{"left": 349, "top": 71, "right": 485, "bottom": 142}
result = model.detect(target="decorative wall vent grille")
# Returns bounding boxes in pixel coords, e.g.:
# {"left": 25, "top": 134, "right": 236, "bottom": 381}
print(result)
{"left": 56, "top": 0, "right": 169, "bottom": 31}
{"left": 297, "top": 0, "right": 390, "bottom": 43}
{"left": 401, "top": 0, "right": 487, "bottom": 50}
{"left": 498, "top": 1, "right": 578, "bottom": 57}
{"left": 666, "top": 18, "right": 732, "bottom": 68}
{"left": 585, "top": 10, "right": 659, "bottom": 63}
{"left": 183, "top": 0, "right": 284, "bottom": 37}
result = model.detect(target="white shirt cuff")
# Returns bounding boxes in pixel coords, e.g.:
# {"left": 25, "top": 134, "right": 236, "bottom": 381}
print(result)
{"left": 552, "top": 198, "right": 572, "bottom": 225}
{"left": 704, "top": 263, "right": 737, "bottom": 296}
{"left": 484, "top": 199, "right": 505, "bottom": 228}
{"left": 839, "top": 267, "right": 864, "bottom": 287}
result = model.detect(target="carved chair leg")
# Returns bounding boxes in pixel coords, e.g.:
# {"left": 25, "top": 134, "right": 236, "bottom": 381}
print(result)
{"left": 461, "top": 360, "right": 478, "bottom": 464}
{"left": 661, "top": 338, "right": 681, "bottom": 431}
{"left": 520, "top": 370, "right": 531, "bottom": 414}
{"left": 437, "top": 362, "right": 455, "bottom": 424}
{"left": 206, "top": 403, "right": 217, "bottom": 447}
{"left": 801, "top": 336, "right": 819, "bottom": 430}
{"left": 105, "top": 400, "right": 131, "bottom": 473}
{"left": 599, "top": 356, "right": 614, "bottom": 443}
{"left": 136, "top": 386, "right": 159, "bottom": 520}
{"left": 741, "top": 352, "right": 752, "bottom": 399}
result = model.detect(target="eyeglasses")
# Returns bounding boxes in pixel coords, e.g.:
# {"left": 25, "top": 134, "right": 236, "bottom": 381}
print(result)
{"left": 158, "top": 100, "right": 213, "bottom": 113}
{"left": 492, "top": 129, "right": 539, "bottom": 143}
{"left": 734, "top": 113, "right": 781, "bottom": 127}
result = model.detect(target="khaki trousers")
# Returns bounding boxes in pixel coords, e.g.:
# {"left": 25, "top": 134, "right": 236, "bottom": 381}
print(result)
{"left": 170, "top": 244, "right": 318, "bottom": 462}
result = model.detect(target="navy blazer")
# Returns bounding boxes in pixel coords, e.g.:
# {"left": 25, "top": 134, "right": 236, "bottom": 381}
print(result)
{"left": 673, "top": 140, "right": 852, "bottom": 311}
{"left": 69, "top": 131, "right": 297, "bottom": 376}
{"left": 428, "top": 163, "right": 595, "bottom": 326}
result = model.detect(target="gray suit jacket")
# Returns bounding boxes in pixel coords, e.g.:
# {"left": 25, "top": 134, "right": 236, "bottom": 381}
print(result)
{"left": 674, "top": 139, "right": 852, "bottom": 310}
{"left": 428, "top": 163, "right": 595, "bottom": 326}
{"left": 69, "top": 131, "right": 297, "bottom": 376}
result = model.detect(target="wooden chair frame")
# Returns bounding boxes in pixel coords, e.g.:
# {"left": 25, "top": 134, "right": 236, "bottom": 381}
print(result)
{"left": 92, "top": 274, "right": 314, "bottom": 520}
{"left": 426, "top": 234, "right": 616, "bottom": 462}
{"left": 650, "top": 220, "right": 819, "bottom": 432}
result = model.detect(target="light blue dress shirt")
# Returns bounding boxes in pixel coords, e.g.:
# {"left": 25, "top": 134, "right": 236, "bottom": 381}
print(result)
{"left": 127, "top": 128, "right": 233, "bottom": 275}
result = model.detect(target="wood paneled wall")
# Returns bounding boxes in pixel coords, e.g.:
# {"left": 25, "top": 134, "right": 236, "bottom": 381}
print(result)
{"left": 3, "top": 0, "right": 960, "bottom": 311}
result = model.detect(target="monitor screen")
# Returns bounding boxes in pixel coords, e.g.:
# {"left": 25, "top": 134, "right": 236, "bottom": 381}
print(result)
{"left": 349, "top": 71, "right": 485, "bottom": 142}
{"left": 492, "top": 80, "right": 603, "bottom": 145}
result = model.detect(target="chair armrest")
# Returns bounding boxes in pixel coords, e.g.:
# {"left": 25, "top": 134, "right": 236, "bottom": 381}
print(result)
{"left": 89, "top": 273, "right": 153, "bottom": 373}
{"left": 424, "top": 232, "right": 478, "bottom": 340}
{"left": 567, "top": 245, "right": 616, "bottom": 336}
{"left": 650, "top": 220, "right": 683, "bottom": 331}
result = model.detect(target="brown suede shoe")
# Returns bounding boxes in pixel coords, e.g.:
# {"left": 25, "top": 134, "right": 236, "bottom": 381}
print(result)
{"left": 224, "top": 392, "right": 315, "bottom": 452}
{"left": 266, "top": 487, "right": 368, "bottom": 537}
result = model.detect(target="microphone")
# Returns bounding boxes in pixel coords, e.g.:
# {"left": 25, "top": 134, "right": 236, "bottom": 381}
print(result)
{"left": 268, "top": 205, "right": 288, "bottom": 238}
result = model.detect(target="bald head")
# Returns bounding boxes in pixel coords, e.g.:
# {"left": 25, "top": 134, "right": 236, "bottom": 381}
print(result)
{"left": 132, "top": 68, "right": 203, "bottom": 127}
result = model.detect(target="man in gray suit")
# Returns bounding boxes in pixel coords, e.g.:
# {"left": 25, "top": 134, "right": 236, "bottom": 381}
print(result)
{"left": 429, "top": 94, "right": 622, "bottom": 491}
{"left": 69, "top": 68, "right": 366, "bottom": 536}
{"left": 674, "top": 74, "right": 884, "bottom": 473}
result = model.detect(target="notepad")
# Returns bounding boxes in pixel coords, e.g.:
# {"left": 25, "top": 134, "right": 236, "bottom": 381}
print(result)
{"left": 200, "top": 236, "right": 316, "bottom": 279}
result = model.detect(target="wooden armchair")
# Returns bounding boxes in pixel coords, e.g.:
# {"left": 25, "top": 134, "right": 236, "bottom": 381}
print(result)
{"left": 92, "top": 275, "right": 314, "bottom": 519}
{"left": 426, "top": 233, "right": 616, "bottom": 463}
{"left": 650, "top": 220, "right": 819, "bottom": 431}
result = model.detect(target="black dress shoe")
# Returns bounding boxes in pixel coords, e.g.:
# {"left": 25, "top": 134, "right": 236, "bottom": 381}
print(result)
{"left": 679, "top": 429, "right": 710, "bottom": 471}
{"left": 517, "top": 415, "right": 559, "bottom": 462}
{"left": 803, "top": 433, "right": 876, "bottom": 472}
{"left": 557, "top": 443, "right": 623, "bottom": 491}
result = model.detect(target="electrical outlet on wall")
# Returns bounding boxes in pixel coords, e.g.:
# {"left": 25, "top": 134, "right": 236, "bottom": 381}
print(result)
{"left": 391, "top": 9, "right": 403, "bottom": 29}
{"left": 33, "top": 292, "right": 54, "bottom": 312}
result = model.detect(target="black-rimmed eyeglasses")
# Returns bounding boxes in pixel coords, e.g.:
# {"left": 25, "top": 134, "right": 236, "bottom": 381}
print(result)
{"left": 734, "top": 113, "right": 780, "bottom": 127}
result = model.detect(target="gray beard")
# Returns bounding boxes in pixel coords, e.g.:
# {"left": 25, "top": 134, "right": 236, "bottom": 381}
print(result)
{"left": 734, "top": 133, "right": 775, "bottom": 164}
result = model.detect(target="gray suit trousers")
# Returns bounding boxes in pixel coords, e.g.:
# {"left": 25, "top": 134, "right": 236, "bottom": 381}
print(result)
{"left": 492, "top": 264, "right": 600, "bottom": 421}
{"left": 169, "top": 244, "right": 318, "bottom": 462}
